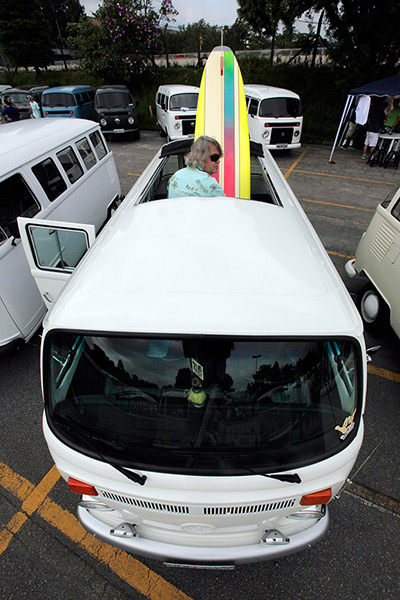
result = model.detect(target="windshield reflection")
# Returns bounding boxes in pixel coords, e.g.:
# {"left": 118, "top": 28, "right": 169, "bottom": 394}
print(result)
{"left": 46, "top": 334, "right": 360, "bottom": 475}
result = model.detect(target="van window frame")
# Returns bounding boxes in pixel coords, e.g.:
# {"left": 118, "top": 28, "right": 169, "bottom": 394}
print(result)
{"left": 56, "top": 146, "right": 84, "bottom": 184}
{"left": 31, "top": 157, "right": 68, "bottom": 202}
{"left": 0, "top": 173, "right": 41, "bottom": 241}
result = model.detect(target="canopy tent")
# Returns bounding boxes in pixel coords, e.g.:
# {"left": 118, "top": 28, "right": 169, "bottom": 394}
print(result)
{"left": 329, "top": 74, "right": 400, "bottom": 163}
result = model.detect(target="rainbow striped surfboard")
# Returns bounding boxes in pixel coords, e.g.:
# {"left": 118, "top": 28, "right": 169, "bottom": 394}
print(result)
{"left": 194, "top": 46, "right": 251, "bottom": 199}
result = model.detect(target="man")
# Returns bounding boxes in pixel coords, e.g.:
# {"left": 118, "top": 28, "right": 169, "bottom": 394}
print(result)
{"left": 28, "top": 95, "right": 41, "bottom": 119}
{"left": 168, "top": 136, "right": 226, "bottom": 198}
{"left": 1, "top": 98, "right": 21, "bottom": 123}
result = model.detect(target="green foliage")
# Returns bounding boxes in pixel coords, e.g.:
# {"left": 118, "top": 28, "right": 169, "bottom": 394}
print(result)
{"left": 0, "top": 0, "right": 54, "bottom": 71}
{"left": 315, "top": 1, "right": 400, "bottom": 83}
{"left": 40, "top": 0, "right": 84, "bottom": 46}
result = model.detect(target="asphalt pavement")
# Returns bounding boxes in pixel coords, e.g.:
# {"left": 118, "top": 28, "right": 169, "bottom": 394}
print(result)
{"left": 0, "top": 133, "right": 399, "bottom": 600}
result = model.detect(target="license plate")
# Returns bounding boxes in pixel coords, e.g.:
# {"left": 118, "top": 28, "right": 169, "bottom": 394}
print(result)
{"left": 114, "top": 128, "right": 125, "bottom": 133}
{"left": 276, "top": 144, "right": 288, "bottom": 149}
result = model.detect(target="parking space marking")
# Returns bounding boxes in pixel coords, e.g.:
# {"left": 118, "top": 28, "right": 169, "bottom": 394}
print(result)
{"left": 301, "top": 197, "right": 374, "bottom": 212}
{"left": 284, "top": 147, "right": 310, "bottom": 179}
{"left": 0, "top": 462, "right": 193, "bottom": 600}
{"left": 281, "top": 167, "right": 397, "bottom": 186}
{"left": 368, "top": 364, "right": 400, "bottom": 383}
{"left": 0, "top": 464, "right": 60, "bottom": 556}
{"left": 127, "top": 172, "right": 141, "bottom": 177}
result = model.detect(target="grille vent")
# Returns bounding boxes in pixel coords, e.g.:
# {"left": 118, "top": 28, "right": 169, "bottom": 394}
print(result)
{"left": 370, "top": 222, "right": 396, "bottom": 261}
{"left": 100, "top": 491, "right": 189, "bottom": 513}
{"left": 99, "top": 490, "right": 296, "bottom": 516}
{"left": 106, "top": 160, "right": 117, "bottom": 185}
{"left": 203, "top": 499, "right": 296, "bottom": 516}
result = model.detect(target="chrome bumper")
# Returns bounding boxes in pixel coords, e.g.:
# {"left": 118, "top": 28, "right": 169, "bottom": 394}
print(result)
{"left": 78, "top": 505, "right": 329, "bottom": 566}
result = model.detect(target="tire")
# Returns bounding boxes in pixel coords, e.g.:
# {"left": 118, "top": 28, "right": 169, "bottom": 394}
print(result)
{"left": 158, "top": 124, "right": 166, "bottom": 138}
{"left": 357, "top": 282, "right": 389, "bottom": 331}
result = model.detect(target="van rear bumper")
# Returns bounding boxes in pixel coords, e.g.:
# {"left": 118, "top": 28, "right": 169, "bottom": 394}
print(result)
{"left": 78, "top": 505, "right": 329, "bottom": 566}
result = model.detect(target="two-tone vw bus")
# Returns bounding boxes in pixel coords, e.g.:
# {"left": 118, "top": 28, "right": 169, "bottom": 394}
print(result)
{"left": 0, "top": 119, "right": 121, "bottom": 356}
{"left": 244, "top": 85, "right": 303, "bottom": 151}
{"left": 18, "top": 139, "right": 366, "bottom": 566}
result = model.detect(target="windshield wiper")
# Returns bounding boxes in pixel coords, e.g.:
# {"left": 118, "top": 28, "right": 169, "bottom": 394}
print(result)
{"left": 52, "top": 414, "right": 147, "bottom": 486}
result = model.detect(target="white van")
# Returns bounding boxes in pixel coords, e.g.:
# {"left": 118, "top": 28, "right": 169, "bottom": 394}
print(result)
{"left": 0, "top": 118, "right": 121, "bottom": 356}
{"left": 156, "top": 84, "right": 199, "bottom": 141}
{"left": 345, "top": 186, "right": 400, "bottom": 336}
{"left": 244, "top": 85, "right": 303, "bottom": 150}
{"left": 18, "top": 139, "right": 366, "bottom": 567}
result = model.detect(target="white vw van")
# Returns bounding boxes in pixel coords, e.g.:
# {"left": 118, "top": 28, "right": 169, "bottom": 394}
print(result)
{"left": 156, "top": 85, "right": 199, "bottom": 141}
{"left": 0, "top": 118, "right": 121, "bottom": 356}
{"left": 244, "top": 85, "right": 303, "bottom": 150}
{"left": 345, "top": 186, "right": 400, "bottom": 337}
{"left": 18, "top": 139, "right": 367, "bottom": 567}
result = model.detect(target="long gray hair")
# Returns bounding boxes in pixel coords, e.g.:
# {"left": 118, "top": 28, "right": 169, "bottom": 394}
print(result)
{"left": 185, "top": 135, "right": 223, "bottom": 169}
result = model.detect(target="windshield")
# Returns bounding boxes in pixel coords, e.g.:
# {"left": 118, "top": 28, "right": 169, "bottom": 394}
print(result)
{"left": 8, "top": 93, "right": 29, "bottom": 104}
{"left": 95, "top": 91, "right": 131, "bottom": 108}
{"left": 42, "top": 93, "right": 76, "bottom": 108}
{"left": 45, "top": 333, "right": 361, "bottom": 476}
{"left": 169, "top": 93, "right": 198, "bottom": 110}
{"left": 259, "top": 97, "right": 302, "bottom": 118}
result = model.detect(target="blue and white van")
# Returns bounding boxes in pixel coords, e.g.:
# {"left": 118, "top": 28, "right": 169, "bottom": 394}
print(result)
{"left": 42, "top": 85, "right": 97, "bottom": 120}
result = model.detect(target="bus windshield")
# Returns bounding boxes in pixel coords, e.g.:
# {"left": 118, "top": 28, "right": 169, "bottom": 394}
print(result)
{"left": 259, "top": 97, "right": 302, "bottom": 118}
{"left": 169, "top": 93, "right": 198, "bottom": 110}
{"left": 45, "top": 333, "right": 361, "bottom": 476}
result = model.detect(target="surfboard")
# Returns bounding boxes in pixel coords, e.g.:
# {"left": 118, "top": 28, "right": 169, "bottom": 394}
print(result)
{"left": 195, "top": 46, "right": 251, "bottom": 199}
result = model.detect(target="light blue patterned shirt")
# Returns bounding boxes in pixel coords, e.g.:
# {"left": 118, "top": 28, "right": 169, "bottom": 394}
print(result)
{"left": 168, "top": 166, "right": 225, "bottom": 198}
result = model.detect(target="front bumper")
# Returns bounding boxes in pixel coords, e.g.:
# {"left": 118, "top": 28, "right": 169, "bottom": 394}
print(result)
{"left": 78, "top": 505, "right": 329, "bottom": 566}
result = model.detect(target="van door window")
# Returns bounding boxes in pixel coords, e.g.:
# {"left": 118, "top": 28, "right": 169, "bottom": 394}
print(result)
{"left": 391, "top": 199, "right": 400, "bottom": 221}
{"left": 57, "top": 146, "right": 84, "bottom": 184}
{"left": 32, "top": 158, "right": 67, "bottom": 202}
{"left": 248, "top": 99, "right": 259, "bottom": 116}
{"left": 0, "top": 174, "right": 40, "bottom": 241}
{"left": 89, "top": 131, "right": 107, "bottom": 160}
{"left": 76, "top": 137, "right": 97, "bottom": 170}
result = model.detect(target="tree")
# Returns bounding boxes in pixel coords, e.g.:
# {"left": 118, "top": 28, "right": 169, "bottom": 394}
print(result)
{"left": 0, "top": 0, "right": 54, "bottom": 73}
{"left": 314, "top": 0, "right": 400, "bottom": 81}
{"left": 40, "top": 0, "right": 85, "bottom": 68}
{"left": 237, "top": 0, "right": 313, "bottom": 63}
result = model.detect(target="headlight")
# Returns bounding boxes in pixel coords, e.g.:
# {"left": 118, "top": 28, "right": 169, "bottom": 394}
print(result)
{"left": 174, "top": 122, "right": 181, "bottom": 130}
{"left": 100, "top": 118, "right": 107, "bottom": 126}
{"left": 294, "top": 130, "right": 300, "bottom": 137}
{"left": 262, "top": 130, "right": 270, "bottom": 139}
{"left": 128, "top": 117, "right": 134, "bottom": 125}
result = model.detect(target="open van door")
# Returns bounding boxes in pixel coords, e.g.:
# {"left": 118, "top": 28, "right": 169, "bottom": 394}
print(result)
{"left": 17, "top": 217, "right": 96, "bottom": 309}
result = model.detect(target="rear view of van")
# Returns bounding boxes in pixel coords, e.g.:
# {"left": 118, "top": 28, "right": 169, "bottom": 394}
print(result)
{"left": 42, "top": 85, "right": 97, "bottom": 120}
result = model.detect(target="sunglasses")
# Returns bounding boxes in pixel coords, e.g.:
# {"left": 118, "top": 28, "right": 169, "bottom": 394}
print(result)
{"left": 209, "top": 153, "right": 221, "bottom": 162}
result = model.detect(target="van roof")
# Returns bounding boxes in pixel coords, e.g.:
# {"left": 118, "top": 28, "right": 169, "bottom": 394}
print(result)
{"left": 244, "top": 84, "right": 300, "bottom": 100}
{"left": 47, "top": 197, "right": 360, "bottom": 338}
{"left": 0, "top": 119, "right": 100, "bottom": 179}
{"left": 42, "top": 85, "right": 94, "bottom": 94}
{"left": 157, "top": 85, "right": 200, "bottom": 94}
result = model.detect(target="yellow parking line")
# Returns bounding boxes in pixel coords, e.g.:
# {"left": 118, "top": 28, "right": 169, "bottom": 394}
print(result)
{"left": 0, "top": 465, "right": 60, "bottom": 556}
{"left": 327, "top": 250, "right": 354, "bottom": 259}
{"left": 281, "top": 167, "right": 397, "bottom": 186}
{"left": 0, "top": 462, "right": 193, "bottom": 600}
{"left": 284, "top": 147, "right": 309, "bottom": 179}
{"left": 368, "top": 364, "right": 400, "bottom": 383}
{"left": 127, "top": 172, "right": 141, "bottom": 177}
{"left": 301, "top": 197, "right": 374, "bottom": 213}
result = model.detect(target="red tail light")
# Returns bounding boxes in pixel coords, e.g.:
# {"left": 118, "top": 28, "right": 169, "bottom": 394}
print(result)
{"left": 67, "top": 477, "right": 98, "bottom": 496}
{"left": 300, "top": 488, "right": 332, "bottom": 505}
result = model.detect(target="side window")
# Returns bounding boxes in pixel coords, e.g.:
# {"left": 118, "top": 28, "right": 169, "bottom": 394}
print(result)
{"left": 140, "top": 155, "right": 180, "bottom": 203}
{"left": 248, "top": 99, "right": 259, "bottom": 116}
{"left": 0, "top": 174, "right": 40, "bottom": 241}
{"left": 82, "top": 92, "right": 91, "bottom": 103}
{"left": 391, "top": 199, "right": 400, "bottom": 221}
{"left": 32, "top": 158, "right": 67, "bottom": 202}
{"left": 57, "top": 146, "right": 84, "bottom": 184}
{"left": 89, "top": 131, "right": 107, "bottom": 160}
{"left": 156, "top": 93, "right": 160, "bottom": 105}
{"left": 76, "top": 137, "right": 97, "bottom": 170}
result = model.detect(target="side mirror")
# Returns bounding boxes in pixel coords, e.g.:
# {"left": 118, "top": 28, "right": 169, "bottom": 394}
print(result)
{"left": 366, "top": 346, "right": 381, "bottom": 362}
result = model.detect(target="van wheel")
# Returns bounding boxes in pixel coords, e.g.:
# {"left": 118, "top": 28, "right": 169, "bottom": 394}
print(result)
{"left": 159, "top": 125, "right": 166, "bottom": 138}
{"left": 357, "top": 282, "right": 389, "bottom": 331}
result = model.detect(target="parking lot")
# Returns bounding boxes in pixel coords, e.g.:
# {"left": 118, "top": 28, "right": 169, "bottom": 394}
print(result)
{"left": 1, "top": 133, "right": 399, "bottom": 600}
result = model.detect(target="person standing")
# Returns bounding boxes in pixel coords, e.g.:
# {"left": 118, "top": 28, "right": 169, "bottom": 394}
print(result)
{"left": 27, "top": 95, "right": 41, "bottom": 118}
{"left": 362, "top": 99, "right": 386, "bottom": 160}
{"left": 1, "top": 98, "right": 21, "bottom": 123}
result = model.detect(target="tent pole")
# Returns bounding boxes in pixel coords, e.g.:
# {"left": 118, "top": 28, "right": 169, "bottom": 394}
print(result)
{"left": 328, "top": 95, "right": 354, "bottom": 163}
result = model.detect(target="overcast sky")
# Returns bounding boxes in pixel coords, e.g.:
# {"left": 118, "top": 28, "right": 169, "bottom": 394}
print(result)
{"left": 81, "top": 0, "right": 240, "bottom": 27}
